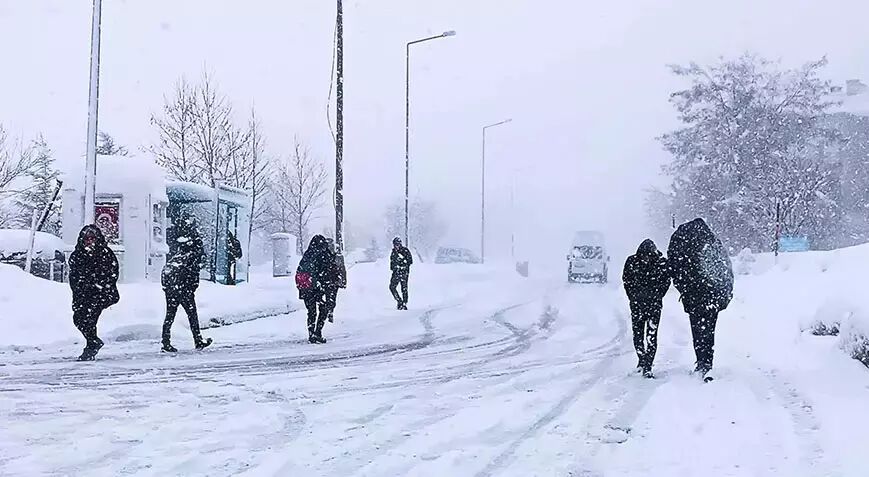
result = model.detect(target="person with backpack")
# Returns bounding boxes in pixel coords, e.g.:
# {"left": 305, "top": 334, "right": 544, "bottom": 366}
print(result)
{"left": 623, "top": 239, "right": 671, "bottom": 378}
{"left": 160, "top": 218, "right": 212, "bottom": 352}
{"left": 668, "top": 218, "right": 734, "bottom": 380}
{"left": 389, "top": 237, "right": 413, "bottom": 310}
{"left": 296, "top": 235, "right": 337, "bottom": 343}
{"left": 68, "top": 225, "right": 120, "bottom": 361}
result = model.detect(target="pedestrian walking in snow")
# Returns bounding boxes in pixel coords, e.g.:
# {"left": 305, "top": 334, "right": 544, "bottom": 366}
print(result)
{"left": 296, "top": 235, "right": 338, "bottom": 343}
{"left": 668, "top": 218, "right": 733, "bottom": 380}
{"left": 323, "top": 237, "right": 347, "bottom": 323}
{"left": 389, "top": 237, "right": 413, "bottom": 310}
{"left": 68, "top": 225, "right": 119, "bottom": 361}
{"left": 161, "top": 218, "right": 212, "bottom": 352}
{"left": 623, "top": 239, "right": 671, "bottom": 378}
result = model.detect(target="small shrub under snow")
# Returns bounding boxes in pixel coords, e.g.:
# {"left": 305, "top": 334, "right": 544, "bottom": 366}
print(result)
{"left": 839, "top": 312, "right": 869, "bottom": 369}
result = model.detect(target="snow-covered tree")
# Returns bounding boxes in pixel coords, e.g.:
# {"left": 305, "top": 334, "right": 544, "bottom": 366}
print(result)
{"left": 655, "top": 54, "right": 840, "bottom": 251}
{"left": 96, "top": 132, "right": 129, "bottom": 156}
{"left": 0, "top": 128, "right": 59, "bottom": 232}
{"left": 14, "top": 136, "right": 61, "bottom": 235}
{"left": 384, "top": 198, "right": 446, "bottom": 259}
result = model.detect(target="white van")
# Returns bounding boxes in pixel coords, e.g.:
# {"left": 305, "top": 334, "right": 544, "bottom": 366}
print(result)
{"left": 567, "top": 231, "right": 609, "bottom": 283}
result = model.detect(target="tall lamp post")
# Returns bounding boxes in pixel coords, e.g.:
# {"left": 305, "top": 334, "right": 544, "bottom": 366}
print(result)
{"left": 481, "top": 118, "right": 512, "bottom": 264}
{"left": 83, "top": 0, "right": 103, "bottom": 225}
{"left": 405, "top": 30, "right": 456, "bottom": 246}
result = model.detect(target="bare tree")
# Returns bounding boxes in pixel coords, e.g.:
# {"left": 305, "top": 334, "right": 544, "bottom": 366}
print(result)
{"left": 229, "top": 109, "right": 271, "bottom": 237}
{"left": 189, "top": 72, "right": 250, "bottom": 186}
{"left": 266, "top": 138, "right": 328, "bottom": 252}
{"left": 150, "top": 79, "right": 198, "bottom": 182}
{"left": 0, "top": 125, "right": 40, "bottom": 196}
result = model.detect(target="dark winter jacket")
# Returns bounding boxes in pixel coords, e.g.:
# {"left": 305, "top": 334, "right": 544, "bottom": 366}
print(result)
{"left": 228, "top": 233, "right": 242, "bottom": 263}
{"left": 390, "top": 246, "right": 413, "bottom": 274}
{"left": 162, "top": 225, "right": 206, "bottom": 294}
{"left": 623, "top": 239, "right": 670, "bottom": 304}
{"left": 668, "top": 218, "right": 734, "bottom": 314}
{"left": 296, "top": 235, "right": 339, "bottom": 300}
{"left": 69, "top": 225, "right": 120, "bottom": 312}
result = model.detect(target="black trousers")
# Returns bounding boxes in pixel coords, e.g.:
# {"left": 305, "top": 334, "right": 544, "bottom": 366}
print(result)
{"left": 73, "top": 305, "right": 103, "bottom": 350}
{"left": 324, "top": 286, "right": 338, "bottom": 318}
{"left": 688, "top": 307, "right": 719, "bottom": 372}
{"left": 304, "top": 295, "right": 328, "bottom": 335}
{"left": 629, "top": 300, "right": 662, "bottom": 370}
{"left": 163, "top": 291, "right": 203, "bottom": 344}
{"left": 390, "top": 271, "right": 409, "bottom": 305}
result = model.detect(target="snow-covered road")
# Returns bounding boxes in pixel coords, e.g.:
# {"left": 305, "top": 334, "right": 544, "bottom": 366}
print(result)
{"left": 2, "top": 264, "right": 867, "bottom": 476}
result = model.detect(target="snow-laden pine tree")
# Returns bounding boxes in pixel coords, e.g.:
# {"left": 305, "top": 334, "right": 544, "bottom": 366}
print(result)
{"left": 656, "top": 54, "right": 841, "bottom": 251}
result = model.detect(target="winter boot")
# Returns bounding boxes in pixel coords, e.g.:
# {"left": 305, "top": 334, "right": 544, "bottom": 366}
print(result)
{"left": 77, "top": 347, "right": 96, "bottom": 361}
{"left": 195, "top": 337, "right": 213, "bottom": 350}
{"left": 162, "top": 342, "right": 178, "bottom": 353}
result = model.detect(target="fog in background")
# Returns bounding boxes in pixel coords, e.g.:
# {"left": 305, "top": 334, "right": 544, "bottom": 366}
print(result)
{"left": 2, "top": 0, "right": 868, "bottom": 273}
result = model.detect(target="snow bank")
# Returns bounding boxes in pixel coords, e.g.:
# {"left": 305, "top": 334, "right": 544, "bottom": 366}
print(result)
{"left": 738, "top": 244, "right": 869, "bottom": 369}
{"left": 0, "top": 264, "right": 299, "bottom": 348}
{"left": 0, "top": 260, "right": 521, "bottom": 349}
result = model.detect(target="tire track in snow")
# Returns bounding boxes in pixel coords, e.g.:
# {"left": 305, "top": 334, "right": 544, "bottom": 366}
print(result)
{"left": 474, "top": 307, "right": 630, "bottom": 477}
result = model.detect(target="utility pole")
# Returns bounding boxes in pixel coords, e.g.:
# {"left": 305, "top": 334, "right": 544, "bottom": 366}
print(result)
{"left": 83, "top": 0, "right": 103, "bottom": 226}
{"left": 335, "top": 0, "right": 345, "bottom": 254}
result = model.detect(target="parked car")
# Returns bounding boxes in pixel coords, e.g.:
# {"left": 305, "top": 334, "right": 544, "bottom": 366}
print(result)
{"left": 0, "top": 229, "right": 66, "bottom": 282}
{"left": 567, "top": 231, "right": 609, "bottom": 283}
{"left": 435, "top": 247, "right": 481, "bottom": 264}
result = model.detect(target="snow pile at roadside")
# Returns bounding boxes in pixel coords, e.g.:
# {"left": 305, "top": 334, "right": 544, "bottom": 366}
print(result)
{"left": 0, "top": 260, "right": 527, "bottom": 349}
{"left": 0, "top": 263, "right": 300, "bottom": 348}
{"left": 734, "top": 245, "right": 869, "bottom": 368}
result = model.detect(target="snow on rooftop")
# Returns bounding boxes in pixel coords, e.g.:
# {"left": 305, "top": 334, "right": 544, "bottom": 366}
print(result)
{"left": 63, "top": 155, "right": 168, "bottom": 201}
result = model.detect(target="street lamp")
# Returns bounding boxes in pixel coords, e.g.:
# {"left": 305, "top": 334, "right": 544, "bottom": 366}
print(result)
{"left": 481, "top": 118, "right": 512, "bottom": 264}
{"left": 405, "top": 30, "right": 456, "bottom": 246}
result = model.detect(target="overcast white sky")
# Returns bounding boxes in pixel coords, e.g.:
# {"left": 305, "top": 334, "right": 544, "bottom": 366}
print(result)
{"left": 1, "top": 0, "right": 868, "bottom": 266}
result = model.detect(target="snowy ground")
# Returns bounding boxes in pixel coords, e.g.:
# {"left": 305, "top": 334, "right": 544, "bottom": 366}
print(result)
{"left": 2, "top": 253, "right": 869, "bottom": 476}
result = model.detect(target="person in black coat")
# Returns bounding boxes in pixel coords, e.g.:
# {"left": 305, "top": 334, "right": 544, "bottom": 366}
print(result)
{"left": 623, "top": 239, "right": 671, "bottom": 377}
{"left": 668, "top": 218, "right": 734, "bottom": 377}
{"left": 68, "top": 225, "right": 119, "bottom": 361}
{"left": 161, "top": 218, "right": 211, "bottom": 352}
{"left": 296, "top": 235, "right": 339, "bottom": 343}
{"left": 389, "top": 237, "right": 413, "bottom": 310}
{"left": 226, "top": 231, "right": 243, "bottom": 285}
{"left": 323, "top": 237, "right": 347, "bottom": 323}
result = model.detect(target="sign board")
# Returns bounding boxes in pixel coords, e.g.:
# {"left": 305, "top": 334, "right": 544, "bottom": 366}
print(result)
{"left": 94, "top": 201, "right": 121, "bottom": 244}
{"left": 778, "top": 236, "right": 809, "bottom": 252}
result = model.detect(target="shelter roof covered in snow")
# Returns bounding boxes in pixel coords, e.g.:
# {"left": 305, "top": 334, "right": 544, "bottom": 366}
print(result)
{"left": 63, "top": 155, "right": 168, "bottom": 201}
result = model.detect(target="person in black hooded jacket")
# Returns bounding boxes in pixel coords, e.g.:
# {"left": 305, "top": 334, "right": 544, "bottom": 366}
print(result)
{"left": 668, "top": 218, "right": 734, "bottom": 378}
{"left": 68, "top": 225, "right": 119, "bottom": 361}
{"left": 389, "top": 237, "right": 413, "bottom": 310}
{"left": 623, "top": 239, "right": 671, "bottom": 377}
{"left": 296, "top": 235, "right": 339, "bottom": 343}
{"left": 161, "top": 218, "right": 211, "bottom": 352}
